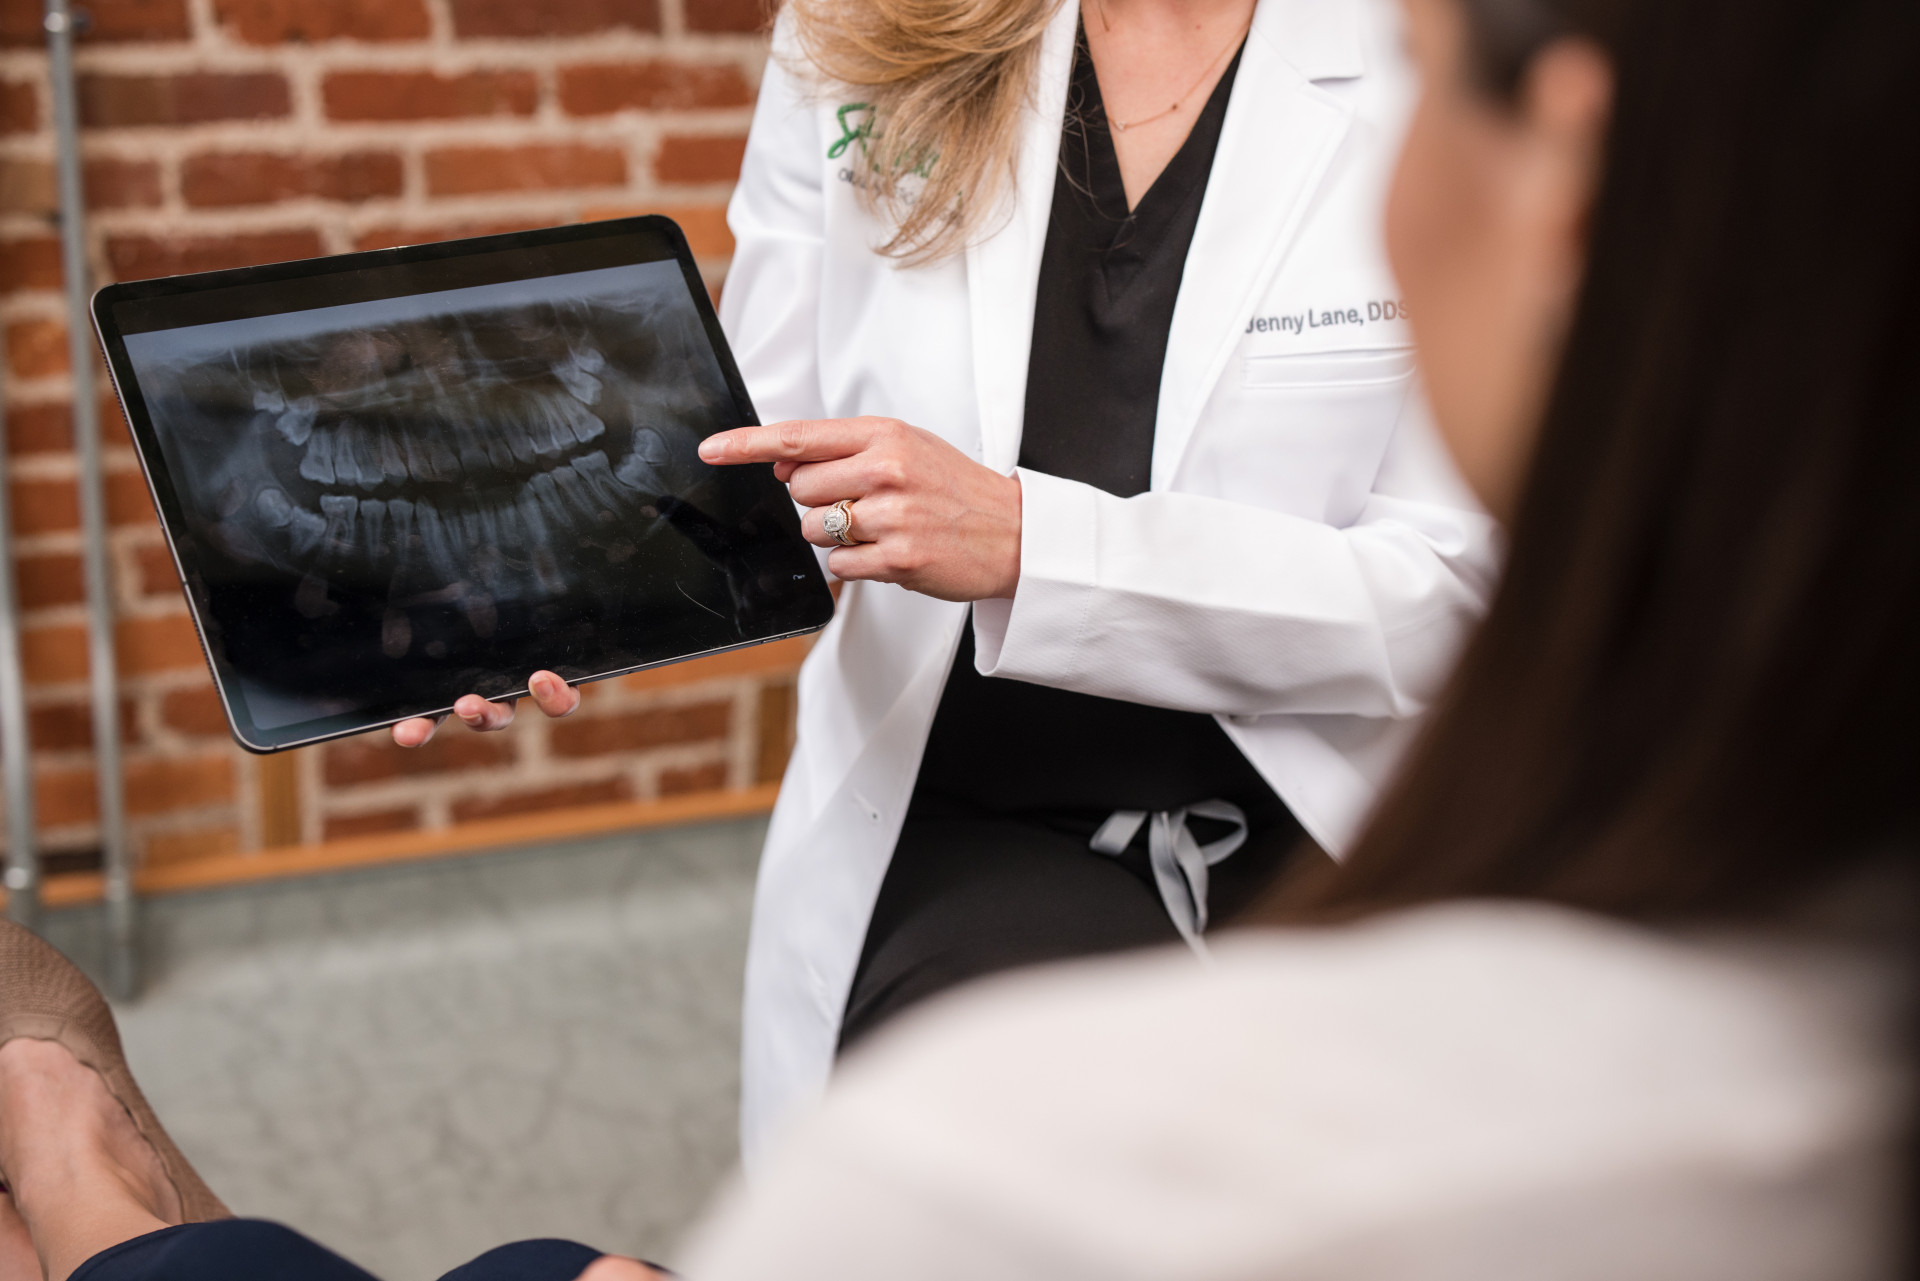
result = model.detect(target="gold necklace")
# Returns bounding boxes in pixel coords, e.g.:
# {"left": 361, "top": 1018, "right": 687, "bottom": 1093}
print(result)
{"left": 1089, "top": 4, "right": 1249, "bottom": 133}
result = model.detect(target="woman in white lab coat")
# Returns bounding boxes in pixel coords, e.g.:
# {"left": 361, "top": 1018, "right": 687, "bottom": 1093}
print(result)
{"left": 398, "top": 0, "right": 1498, "bottom": 1155}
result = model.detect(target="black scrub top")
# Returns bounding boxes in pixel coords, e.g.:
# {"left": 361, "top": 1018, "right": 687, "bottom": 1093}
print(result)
{"left": 840, "top": 33, "right": 1305, "bottom": 1051}
{"left": 911, "top": 29, "right": 1286, "bottom": 829}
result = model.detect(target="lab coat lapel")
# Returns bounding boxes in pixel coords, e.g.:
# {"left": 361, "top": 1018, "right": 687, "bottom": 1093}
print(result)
{"left": 1152, "top": 0, "right": 1363, "bottom": 487}
{"left": 965, "top": 0, "right": 1079, "bottom": 474}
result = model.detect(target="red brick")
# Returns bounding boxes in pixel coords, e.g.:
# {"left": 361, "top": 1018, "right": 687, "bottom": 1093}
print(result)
{"left": 448, "top": 0, "right": 657, "bottom": 39}
{"left": 11, "top": 478, "right": 77, "bottom": 534}
{"left": 181, "top": 151, "right": 403, "bottom": 208}
{"left": 659, "top": 759, "right": 727, "bottom": 795}
{"left": 7, "top": 319, "right": 67, "bottom": 378}
{"left": 79, "top": 72, "right": 291, "bottom": 128}
{"left": 671, "top": 205, "right": 736, "bottom": 257}
{"left": 160, "top": 686, "right": 229, "bottom": 736}
{"left": 106, "top": 230, "right": 324, "bottom": 281}
{"left": 31, "top": 704, "right": 95, "bottom": 752}
{"left": 684, "top": 0, "right": 763, "bottom": 31}
{"left": 135, "top": 542, "right": 181, "bottom": 597}
{"left": 145, "top": 825, "right": 241, "bottom": 867}
{"left": 22, "top": 624, "right": 88, "bottom": 684}
{"left": 324, "top": 733, "right": 513, "bottom": 786}
{"left": 425, "top": 143, "right": 626, "bottom": 197}
{"left": 0, "top": 158, "right": 51, "bottom": 214}
{"left": 559, "top": 60, "right": 751, "bottom": 115}
{"left": 323, "top": 807, "right": 419, "bottom": 840}
{"left": 215, "top": 0, "right": 429, "bottom": 44}
{"left": 1, "top": 79, "right": 34, "bottom": 133}
{"left": 450, "top": 777, "right": 630, "bottom": 823}
{"left": 104, "top": 399, "right": 138, "bottom": 449}
{"left": 39, "top": 846, "right": 102, "bottom": 876}
{"left": 91, "top": 0, "right": 193, "bottom": 40}
{"left": 29, "top": 699, "right": 136, "bottom": 751}
{"left": 125, "top": 753, "right": 234, "bottom": 815}
{"left": 322, "top": 69, "right": 537, "bottom": 121}
{"left": 85, "top": 157, "right": 164, "bottom": 208}
{"left": 0, "top": 236, "right": 60, "bottom": 293}
{"left": 16, "top": 552, "right": 84, "bottom": 608}
{"left": 755, "top": 679, "right": 794, "bottom": 783}
{"left": 1, "top": 0, "right": 189, "bottom": 45}
{"left": 107, "top": 471, "right": 159, "bottom": 526}
{"left": 654, "top": 134, "right": 747, "bottom": 185}
{"left": 0, "top": 157, "right": 151, "bottom": 216}
{"left": 5, "top": 402, "right": 70, "bottom": 454}
{"left": 0, "top": 157, "right": 149, "bottom": 214}
{"left": 35, "top": 765, "right": 98, "bottom": 827}
{"left": 350, "top": 218, "right": 553, "bottom": 252}
{"left": 581, "top": 201, "right": 734, "bottom": 257}
{"left": 118, "top": 614, "right": 205, "bottom": 676}
{"left": 550, "top": 699, "right": 731, "bottom": 757}
{"left": 154, "top": 687, "right": 223, "bottom": 737}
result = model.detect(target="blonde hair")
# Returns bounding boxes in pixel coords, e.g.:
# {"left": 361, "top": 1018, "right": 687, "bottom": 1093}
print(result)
{"left": 782, "top": 0, "right": 1066, "bottom": 264}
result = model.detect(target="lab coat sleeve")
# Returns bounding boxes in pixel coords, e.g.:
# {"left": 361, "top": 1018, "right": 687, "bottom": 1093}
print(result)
{"left": 971, "top": 406, "right": 1501, "bottom": 720}
{"left": 719, "top": 27, "right": 829, "bottom": 426}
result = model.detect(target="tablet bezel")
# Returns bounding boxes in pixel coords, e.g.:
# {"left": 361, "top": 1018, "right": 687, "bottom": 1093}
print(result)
{"left": 93, "top": 216, "right": 834, "bottom": 754}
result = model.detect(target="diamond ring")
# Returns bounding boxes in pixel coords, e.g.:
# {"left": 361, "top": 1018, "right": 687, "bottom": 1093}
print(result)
{"left": 822, "top": 498, "right": 861, "bottom": 546}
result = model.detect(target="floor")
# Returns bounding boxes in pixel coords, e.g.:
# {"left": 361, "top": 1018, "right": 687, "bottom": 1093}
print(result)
{"left": 44, "top": 816, "right": 767, "bottom": 1280}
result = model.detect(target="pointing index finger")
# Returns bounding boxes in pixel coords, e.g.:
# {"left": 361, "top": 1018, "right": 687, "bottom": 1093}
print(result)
{"left": 698, "top": 419, "right": 876, "bottom": 466}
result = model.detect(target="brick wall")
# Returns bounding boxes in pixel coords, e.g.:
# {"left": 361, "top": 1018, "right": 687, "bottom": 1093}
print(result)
{"left": 0, "top": 0, "right": 794, "bottom": 880}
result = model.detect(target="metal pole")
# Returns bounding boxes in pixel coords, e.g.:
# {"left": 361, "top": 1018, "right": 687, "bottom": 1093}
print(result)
{"left": 0, "top": 363, "right": 41, "bottom": 930}
{"left": 47, "top": 0, "right": 138, "bottom": 997}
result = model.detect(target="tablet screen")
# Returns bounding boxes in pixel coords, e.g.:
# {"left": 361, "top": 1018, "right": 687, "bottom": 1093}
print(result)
{"left": 100, "top": 221, "right": 832, "bottom": 749}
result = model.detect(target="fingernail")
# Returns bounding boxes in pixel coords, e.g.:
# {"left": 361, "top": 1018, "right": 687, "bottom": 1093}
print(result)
{"left": 698, "top": 438, "right": 722, "bottom": 461}
{"left": 532, "top": 674, "right": 554, "bottom": 698}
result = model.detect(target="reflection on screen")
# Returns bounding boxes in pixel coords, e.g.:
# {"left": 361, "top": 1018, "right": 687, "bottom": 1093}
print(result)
{"left": 123, "top": 261, "right": 811, "bottom": 734}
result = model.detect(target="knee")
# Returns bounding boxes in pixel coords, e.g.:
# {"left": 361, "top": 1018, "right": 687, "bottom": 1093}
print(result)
{"left": 576, "top": 1257, "right": 665, "bottom": 1281}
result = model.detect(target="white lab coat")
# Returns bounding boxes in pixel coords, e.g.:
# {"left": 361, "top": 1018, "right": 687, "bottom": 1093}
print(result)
{"left": 719, "top": 0, "right": 1500, "bottom": 1158}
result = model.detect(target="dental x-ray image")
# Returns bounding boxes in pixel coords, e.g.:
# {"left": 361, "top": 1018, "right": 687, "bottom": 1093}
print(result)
{"left": 118, "top": 258, "right": 827, "bottom": 743}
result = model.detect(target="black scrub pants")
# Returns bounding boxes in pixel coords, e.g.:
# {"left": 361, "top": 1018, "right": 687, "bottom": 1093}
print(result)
{"left": 839, "top": 799, "right": 1304, "bottom": 1050}
{"left": 71, "top": 1221, "right": 633, "bottom": 1281}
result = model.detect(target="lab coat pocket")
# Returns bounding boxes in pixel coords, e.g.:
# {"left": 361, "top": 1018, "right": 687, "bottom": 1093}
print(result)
{"left": 1242, "top": 347, "right": 1417, "bottom": 389}
{"left": 1196, "top": 347, "right": 1420, "bottom": 524}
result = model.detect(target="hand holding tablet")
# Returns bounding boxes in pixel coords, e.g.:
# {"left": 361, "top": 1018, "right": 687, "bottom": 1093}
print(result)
{"left": 388, "top": 669, "right": 579, "bottom": 747}
{"left": 95, "top": 217, "right": 834, "bottom": 752}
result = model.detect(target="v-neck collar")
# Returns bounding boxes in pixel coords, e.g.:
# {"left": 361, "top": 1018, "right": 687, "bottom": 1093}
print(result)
{"left": 961, "top": 0, "right": 1363, "bottom": 481}
{"left": 1068, "top": 21, "right": 1247, "bottom": 224}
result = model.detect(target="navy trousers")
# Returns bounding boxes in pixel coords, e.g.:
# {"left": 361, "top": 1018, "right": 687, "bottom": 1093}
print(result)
{"left": 71, "top": 1220, "right": 611, "bottom": 1281}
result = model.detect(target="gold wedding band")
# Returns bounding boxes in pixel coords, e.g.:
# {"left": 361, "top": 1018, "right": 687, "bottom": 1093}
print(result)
{"left": 823, "top": 498, "right": 861, "bottom": 547}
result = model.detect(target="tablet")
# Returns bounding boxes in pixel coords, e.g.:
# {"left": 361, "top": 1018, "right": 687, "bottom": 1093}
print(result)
{"left": 94, "top": 217, "right": 834, "bottom": 752}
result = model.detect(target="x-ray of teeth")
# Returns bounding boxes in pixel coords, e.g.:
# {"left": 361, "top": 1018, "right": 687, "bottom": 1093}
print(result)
{"left": 121, "top": 260, "right": 820, "bottom": 732}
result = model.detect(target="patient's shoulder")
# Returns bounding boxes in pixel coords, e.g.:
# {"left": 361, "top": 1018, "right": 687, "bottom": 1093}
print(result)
{"left": 691, "top": 905, "right": 1906, "bottom": 1281}
{"left": 867, "top": 906, "right": 1896, "bottom": 1154}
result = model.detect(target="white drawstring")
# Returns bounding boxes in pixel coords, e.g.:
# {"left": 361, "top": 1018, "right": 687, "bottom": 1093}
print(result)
{"left": 1089, "top": 799, "right": 1248, "bottom": 959}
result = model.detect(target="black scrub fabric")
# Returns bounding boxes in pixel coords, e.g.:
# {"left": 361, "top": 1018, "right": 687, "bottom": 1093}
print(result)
{"left": 69, "top": 1221, "right": 613, "bottom": 1281}
{"left": 841, "top": 31, "right": 1303, "bottom": 1051}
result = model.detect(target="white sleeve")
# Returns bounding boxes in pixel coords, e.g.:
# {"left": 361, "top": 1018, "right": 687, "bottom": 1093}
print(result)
{"left": 970, "top": 400, "right": 1501, "bottom": 719}
{"left": 719, "top": 27, "right": 829, "bottom": 426}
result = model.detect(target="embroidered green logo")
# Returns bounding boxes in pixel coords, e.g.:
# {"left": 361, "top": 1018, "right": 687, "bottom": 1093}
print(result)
{"left": 827, "top": 103, "right": 875, "bottom": 160}
{"left": 828, "top": 102, "right": 937, "bottom": 179}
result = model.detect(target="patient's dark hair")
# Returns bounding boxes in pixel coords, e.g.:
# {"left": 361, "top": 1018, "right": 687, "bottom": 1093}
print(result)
{"left": 1264, "top": 0, "right": 1920, "bottom": 924}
